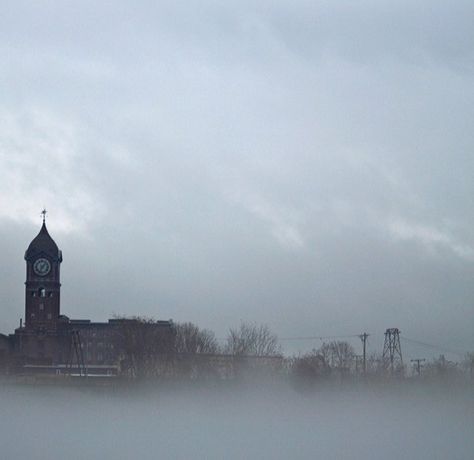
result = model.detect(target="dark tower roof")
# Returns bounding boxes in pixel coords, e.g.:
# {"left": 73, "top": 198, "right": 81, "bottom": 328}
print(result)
{"left": 25, "top": 221, "right": 62, "bottom": 262}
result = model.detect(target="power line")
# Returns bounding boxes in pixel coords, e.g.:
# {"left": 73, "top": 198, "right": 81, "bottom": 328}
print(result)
{"left": 279, "top": 334, "right": 362, "bottom": 342}
{"left": 217, "top": 333, "right": 369, "bottom": 342}
{"left": 401, "top": 336, "right": 467, "bottom": 358}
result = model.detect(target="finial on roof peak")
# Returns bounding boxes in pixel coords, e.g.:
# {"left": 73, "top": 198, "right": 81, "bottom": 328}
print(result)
{"left": 25, "top": 208, "right": 61, "bottom": 262}
{"left": 41, "top": 208, "right": 47, "bottom": 224}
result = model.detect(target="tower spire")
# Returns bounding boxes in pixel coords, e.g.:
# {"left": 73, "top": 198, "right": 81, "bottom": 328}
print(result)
{"left": 41, "top": 208, "right": 47, "bottom": 224}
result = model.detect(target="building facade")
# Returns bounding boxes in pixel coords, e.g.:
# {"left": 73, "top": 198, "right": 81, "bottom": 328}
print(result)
{"left": 5, "top": 217, "right": 173, "bottom": 376}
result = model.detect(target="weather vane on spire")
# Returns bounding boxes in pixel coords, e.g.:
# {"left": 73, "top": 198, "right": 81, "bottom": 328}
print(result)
{"left": 41, "top": 208, "right": 47, "bottom": 223}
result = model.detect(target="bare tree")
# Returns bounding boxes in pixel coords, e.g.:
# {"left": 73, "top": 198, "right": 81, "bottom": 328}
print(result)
{"left": 366, "top": 352, "right": 385, "bottom": 377}
{"left": 225, "top": 322, "right": 281, "bottom": 356}
{"left": 317, "top": 342, "right": 332, "bottom": 366}
{"left": 317, "top": 341, "right": 355, "bottom": 372}
{"left": 171, "top": 322, "right": 223, "bottom": 380}
{"left": 291, "top": 349, "right": 331, "bottom": 385}
{"left": 329, "top": 341, "right": 355, "bottom": 370}
{"left": 461, "top": 352, "right": 474, "bottom": 378}
{"left": 424, "top": 354, "right": 460, "bottom": 380}
{"left": 174, "top": 322, "right": 220, "bottom": 354}
{"left": 113, "top": 316, "right": 175, "bottom": 379}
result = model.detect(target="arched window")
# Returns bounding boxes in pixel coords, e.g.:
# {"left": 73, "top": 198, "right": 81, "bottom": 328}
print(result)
{"left": 38, "top": 288, "right": 46, "bottom": 298}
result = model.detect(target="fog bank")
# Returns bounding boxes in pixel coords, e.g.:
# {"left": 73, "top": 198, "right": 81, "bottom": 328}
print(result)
{"left": 1, "top": 383, "right": 472, "bottom": 459}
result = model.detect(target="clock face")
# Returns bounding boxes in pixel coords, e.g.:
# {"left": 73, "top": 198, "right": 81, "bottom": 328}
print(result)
{"left": 33, "top": 258, "right": 51, "bottom": 276}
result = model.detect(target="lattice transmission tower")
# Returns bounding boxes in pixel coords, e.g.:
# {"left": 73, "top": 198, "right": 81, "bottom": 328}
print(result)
{"left": 382, "top": 328, "right": 403, "bottom": 375}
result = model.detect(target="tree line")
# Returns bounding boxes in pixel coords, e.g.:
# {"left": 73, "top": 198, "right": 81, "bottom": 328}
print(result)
{"left": 114, "top": 317, "right": 474, "bottom": 384}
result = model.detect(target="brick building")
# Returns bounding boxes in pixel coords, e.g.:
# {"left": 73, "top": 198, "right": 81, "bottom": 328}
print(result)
{"left": 4, "top": 215, "right": 173, "bottom": 376}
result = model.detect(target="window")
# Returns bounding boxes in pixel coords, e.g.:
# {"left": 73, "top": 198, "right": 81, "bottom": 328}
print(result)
{"left": 31, "top": 313, "right": 35, "bottom": 318}
{"left": 39, "top": 304, "right": 44, "bottom": 311}
{"left": 47, "top": 313, "right": 52, "bottom": 320}
{"left": 39, "top": 288, "right": 46, "bottom": 298}
{"left": 48, "top": 292, "right": 53, "bottom": 298}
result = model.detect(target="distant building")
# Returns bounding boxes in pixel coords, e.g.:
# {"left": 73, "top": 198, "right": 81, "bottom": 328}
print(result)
{"left": 4, "top": 215, "right": 173, "bottom": 376}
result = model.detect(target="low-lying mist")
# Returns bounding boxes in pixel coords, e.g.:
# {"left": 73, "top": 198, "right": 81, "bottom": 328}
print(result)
{"left": 1, "top": 381, "right": 472, "bottom": 460}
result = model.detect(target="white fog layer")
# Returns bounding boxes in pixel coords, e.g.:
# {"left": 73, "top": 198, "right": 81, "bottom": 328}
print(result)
{"left": 1, "top": 385, "right": 472, "bottom": 460}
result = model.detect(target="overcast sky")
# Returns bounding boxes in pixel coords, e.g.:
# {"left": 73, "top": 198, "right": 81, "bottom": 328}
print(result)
{"left": 0, "top": 1, "right": 473, "bottom": 357}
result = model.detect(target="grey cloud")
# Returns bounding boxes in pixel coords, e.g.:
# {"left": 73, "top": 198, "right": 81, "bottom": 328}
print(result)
{"left": 0, "top": 1, "right": 473, "bottom": 356}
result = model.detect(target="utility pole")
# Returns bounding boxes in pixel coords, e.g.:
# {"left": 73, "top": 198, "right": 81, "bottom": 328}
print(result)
{"left": 354, "top": 355, "right": 362, "bottom": 376}
{"left": 359, "top": 333, "right": 369, "bottom": 375}
{"left": 410, "top": 358, "right": 425, "bottom": 377}
{"left": 382, "top": 328, "right": 403, "bottom": 375}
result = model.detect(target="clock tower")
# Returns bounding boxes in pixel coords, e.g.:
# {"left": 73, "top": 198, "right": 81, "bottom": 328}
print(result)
{"left": 24, "top": 211, "right": 62, "bottom": 332}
